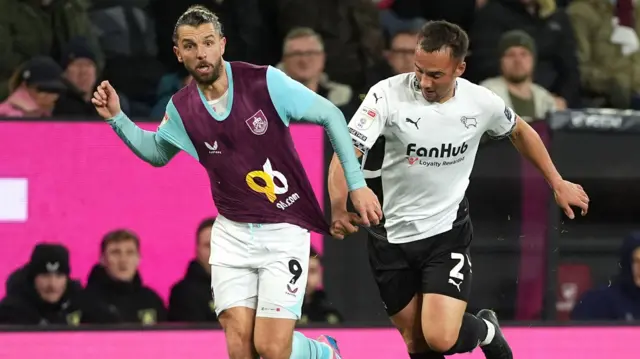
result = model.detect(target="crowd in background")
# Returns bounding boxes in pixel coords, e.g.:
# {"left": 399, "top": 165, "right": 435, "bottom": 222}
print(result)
{"left": 0, "top": 218, "right": 343, "bottom": 326}
{"left": 1, "top": 0, "right": 640, "bottom": 120}
{"left": 1, "top": 0, "right": 640, "bottom": 326}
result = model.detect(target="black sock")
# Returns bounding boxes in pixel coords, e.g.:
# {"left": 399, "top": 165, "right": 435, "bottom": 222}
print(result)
{"left": 409, "top": 352, "right": 445, "bottom": 359}
{"left": 443, "top": 313, "right": 489, "bottom": 355}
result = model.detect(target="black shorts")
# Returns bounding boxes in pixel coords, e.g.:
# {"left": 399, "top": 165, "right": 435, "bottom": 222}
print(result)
{"left": 367, "top": 220, "right": 474, "bottom": 316}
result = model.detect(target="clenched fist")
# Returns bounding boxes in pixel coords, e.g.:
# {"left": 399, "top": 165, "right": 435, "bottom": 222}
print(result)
{"left": 91, "top": 81, "right": 122, "bottom": 120}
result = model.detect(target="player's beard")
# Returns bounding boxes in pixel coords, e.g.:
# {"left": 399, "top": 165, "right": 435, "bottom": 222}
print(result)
{"left": 188, "top": 58, "right": 223, "bottom": 86}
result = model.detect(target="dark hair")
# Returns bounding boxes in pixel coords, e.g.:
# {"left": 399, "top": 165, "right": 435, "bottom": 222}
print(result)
{"left": 172, "top": 5, "right": 223, "bottom": 44}
{"left": 418, "top": 21, "right": 469, "bottom": 60}
{"left": 196, "top": 217, "right": 217, "bottom": 243}
{"left": 101, "top": 229, "right": 140, "bottom": 254}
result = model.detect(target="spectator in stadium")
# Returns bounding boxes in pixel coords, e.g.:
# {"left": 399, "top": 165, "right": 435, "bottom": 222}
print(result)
{"left": 279, "top": 27, "right": 360, "bottom": 119}
{"left": 0, "top": 57, "right": 67, "bottom": 118}
{"left": 385, "top": 29, "right": 420, "bottom": 75}
{"left": 84, "top": 229, "right": 167, "bottom": 325}
{"left": 53, "top": 37, "right": 101, "bottom": 118}
{"left": 481, "top": 30, "right": 559, "bottom": 123}
{"left": 566, "top": 0, "right": 640, "bottom": 109}
{"left": 299, "top": 247, "right": 343, "bottom": 324}
{"left": 168, "top": 217, "right": 217, "bottom": 322}
{"left": 0, "top": 0, "right": 102, "bottom": 101}
{"left": 571, "top": 232, "right": 640, "bottom": 321}
{"left": 151, "top": 66, "right": 192, "bottom": 119}
{"left": 88, "top": 0, "right": 165, "bottom": 116}
{"left": 0, "top": 244, "right": 112, "bottom": 325}
{"left": 5, "top": 246, "right": 82, "bottom": 298}
{"left": 468, "top": 0, "right": 581, "bottom": 107}
{"left": 265, "top": 0, "right": 386, "bottom": 92}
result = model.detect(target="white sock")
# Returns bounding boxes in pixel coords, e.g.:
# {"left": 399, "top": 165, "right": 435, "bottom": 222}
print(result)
{"left": 480, "top": 319, "right": 496, "bottom": 346}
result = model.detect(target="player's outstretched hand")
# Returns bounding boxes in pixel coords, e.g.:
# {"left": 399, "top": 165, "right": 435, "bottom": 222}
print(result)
{"left": 553, "top": 180, "right": 589, "bottom": 219}
{"left": 330, "top": 211, "right": 360, "bottom": 239}
{"left": 349, "top": 187, "right": 382, "bottom": 226}
{"left": 91, "top": 80, "right": 121, "bottom": 120}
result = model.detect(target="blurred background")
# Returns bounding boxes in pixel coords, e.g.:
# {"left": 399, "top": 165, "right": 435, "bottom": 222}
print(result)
{"left": 0, "top": 0, "right": 639, "bottom": 358}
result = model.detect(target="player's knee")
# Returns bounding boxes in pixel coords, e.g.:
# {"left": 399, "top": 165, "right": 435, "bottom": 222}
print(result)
{"left": 220, "top": 316, "right": 254, "bottom": 358}
{"left": 254, "top": 339, "right": 291, "bottom": 359}
{"left": 225, "top": 329, "right": 254, "bottom": 359}
{"left": 423, "top": 329, "right": 459, "bottom": 353}
{"left": 398, "top": 326, "right": 429, "bottom": 352}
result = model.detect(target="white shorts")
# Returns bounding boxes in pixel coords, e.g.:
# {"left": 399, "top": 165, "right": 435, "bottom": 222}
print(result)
{"left": 209, "top": 215, "right": 310, "bottom": 319}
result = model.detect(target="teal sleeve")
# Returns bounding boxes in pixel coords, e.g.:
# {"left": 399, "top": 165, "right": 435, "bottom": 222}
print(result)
{"left": 107, "top": 112, "right": 179, "bottom": 167}
{"left": 156, "top": 99, "right": 200, "bottom": 161}
{"left": 266, "top": 66, "right": 366, "bottom": 191}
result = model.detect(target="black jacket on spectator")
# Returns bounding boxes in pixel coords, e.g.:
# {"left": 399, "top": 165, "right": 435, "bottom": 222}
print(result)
{"left": 168, "top": 260, "right": 217, "bottom": 322}
{"left": 571, "top": 233, "right": 640, "bottom": 321}
{"left": 468, "top": 0, "right": 581, "bottom": 107}
{"left": 0, "top": 272, "right": 113, "bottom": 325}
{"left": 300, "top": 290, "right": 343, "bottom": 324}
{"left": 53, "top": 85, "right": 100, "bottom": 118}
{"left": 84, "top": 264, "right": 167, "bottom": 324}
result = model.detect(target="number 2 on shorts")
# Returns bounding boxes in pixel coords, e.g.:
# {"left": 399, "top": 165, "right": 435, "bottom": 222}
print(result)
{"left": 449, "top": 252, "right": 465, "bottom": 280}
{"left": 288, "top": 259, "right": 302, "bottom": 285}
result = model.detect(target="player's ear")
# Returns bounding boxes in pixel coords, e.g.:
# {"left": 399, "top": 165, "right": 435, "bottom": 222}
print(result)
{"left": 173, "top": 46, "right": 183, "bottom": 63}
{"left": 455, "top": 61, "right": 466, "bottom": 77}
{"left": 220, "top": 37, "right": 227, "bottom": 56}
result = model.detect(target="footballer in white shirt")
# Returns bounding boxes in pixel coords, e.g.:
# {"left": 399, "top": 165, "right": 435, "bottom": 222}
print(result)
{"left": 328, "top": 21, "right": 589, "bottom": 359}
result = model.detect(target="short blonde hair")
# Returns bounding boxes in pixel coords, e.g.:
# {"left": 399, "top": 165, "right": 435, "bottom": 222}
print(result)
{"left": 283, "top": 27, "right": 324, "bottom": 53}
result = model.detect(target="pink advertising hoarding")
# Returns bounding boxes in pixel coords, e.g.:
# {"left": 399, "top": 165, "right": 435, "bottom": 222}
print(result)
{"left": 0, "top": 327, "right": 636, "bottom": 358}
{"left": 0, "top": 121, "right": 325, "bottom": 300}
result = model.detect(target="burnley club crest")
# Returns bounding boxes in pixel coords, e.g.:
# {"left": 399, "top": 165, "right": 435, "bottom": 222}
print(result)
{"left": 246, "top": 110, "right": 269, "bottom": 135}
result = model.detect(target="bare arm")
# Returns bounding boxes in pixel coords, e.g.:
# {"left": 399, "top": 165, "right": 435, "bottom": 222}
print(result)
{"left": 509, "top": 117, "right": 563, "bottom": 187}
{"left": 328, "top": 149, "right": 364, "bottom": 214}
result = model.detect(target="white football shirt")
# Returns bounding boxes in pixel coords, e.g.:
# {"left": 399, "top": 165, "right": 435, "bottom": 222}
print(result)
{"left": 349, "top": 74, "right": 517, "bottom": 244}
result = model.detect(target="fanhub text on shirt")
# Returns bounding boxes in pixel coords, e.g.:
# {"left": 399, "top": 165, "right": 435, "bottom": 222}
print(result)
{"left": 406, "top": 142, "right": 468, "bottom": 167}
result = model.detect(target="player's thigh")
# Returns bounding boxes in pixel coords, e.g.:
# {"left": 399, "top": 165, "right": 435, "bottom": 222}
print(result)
{"left": 419, "top": 221, "right": 473, "bottom": 351}
{"left": 210, "top": 216, "right": 261, "bottom": 315}
{"left": 256, "top": 225, "right": 310, "bottom": 320}
{"left": 368, "top": 234, "right": 419, "bottom": 317}
{"left": 254, "top": 225, "right": 309, "bottom": 359}
{"left": 212, "top": 264, "right": 259, "bottom": 358}
{"left": 211, "top": 264, "right": 259, "bottom": 317}
{"left": 210, "top": 219, "right": 261, "bottom": 359}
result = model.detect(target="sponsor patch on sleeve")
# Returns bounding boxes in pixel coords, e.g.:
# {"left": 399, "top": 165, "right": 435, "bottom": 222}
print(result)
{"left": 354, "top": 107, "right": 378, "bottom": 130}
{"left": 504, "top": 106, "right": 514, "bottom": 122}
{"left": 349, "top": 127, "right": 368, "bottom": 142}
{"left": 352, "top": 138, "right": 369, "bottom": 153}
